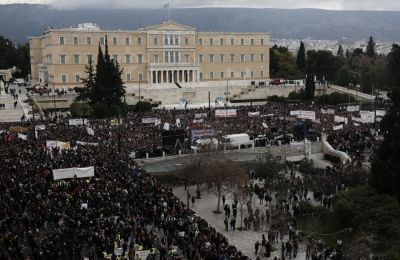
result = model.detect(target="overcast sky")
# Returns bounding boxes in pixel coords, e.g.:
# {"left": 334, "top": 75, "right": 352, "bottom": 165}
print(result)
{"left": 1, "top": 0, "right": 400, "bottom": 11}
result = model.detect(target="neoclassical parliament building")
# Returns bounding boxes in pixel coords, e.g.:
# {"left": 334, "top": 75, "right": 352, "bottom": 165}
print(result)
{"left": 29, "top": 21, "right": 270, "bottom": 89}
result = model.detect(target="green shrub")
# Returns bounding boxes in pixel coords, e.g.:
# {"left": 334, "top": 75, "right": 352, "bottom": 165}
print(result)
{"left": 135, "top": 101, "right": 152, "bottom": 112}
{"left": 70, "top": 102, "right": 93, "bottom": 118}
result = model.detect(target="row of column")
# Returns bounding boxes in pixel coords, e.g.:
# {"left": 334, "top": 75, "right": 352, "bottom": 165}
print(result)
{"left": 150, "top": 69, "right": 199, "bottom": 84}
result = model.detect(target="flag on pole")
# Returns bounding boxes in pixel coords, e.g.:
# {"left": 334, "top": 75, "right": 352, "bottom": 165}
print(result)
{"left": 18, "top": 133, "right": 28, "bottom": 140}
{"left": 86, "top": 127, "right": 95, "bottom": 136}
{"left": 163, "top": 2, "right": 169, "bottom": 8}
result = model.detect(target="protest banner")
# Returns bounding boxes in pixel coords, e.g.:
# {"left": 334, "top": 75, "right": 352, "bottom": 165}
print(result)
{"left": 334, "top": 116, "right": 348, "bottom": 124}
{"left": 53, "top": 166, "right": 94, "bottom": 181}
{"left": 321, "top": 108, "right": 335, "bottom": 114}
{"left": 248, "top": 111, "right": 260, "bottom": 117}
{"left": 215, "top": 109, "right": 237, "bottom": 118}
{"left": 17, "top": 133, "right": 27, "bottom": 140}
{"left": 347, "top": 105, "right": 360, "bottom": 112}
{"left": 194, "top": 113, "right": 208, "bottom": 119}
{"left": 69, "top": 119, "right": 88, "bottom": 126}
{"left": 333, "top": 124, "right": 344, "bottom": 131}
{"left": 297, "top": 111, "right": 316, "bottom": 120}
{"left": 86, "top": 127, "right": 94, "bottom": 136}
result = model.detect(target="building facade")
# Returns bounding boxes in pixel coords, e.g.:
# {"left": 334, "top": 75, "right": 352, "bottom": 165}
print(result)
{"left": 29, "top": 21, "right": 270, "bottom": 89}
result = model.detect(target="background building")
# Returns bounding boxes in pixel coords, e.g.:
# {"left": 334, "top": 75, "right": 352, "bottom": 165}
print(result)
{"left": 29, "top": 21, "right": 270, "bottom": 89}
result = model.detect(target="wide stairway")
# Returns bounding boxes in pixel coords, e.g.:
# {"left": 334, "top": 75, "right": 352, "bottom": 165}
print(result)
{"left": 0, "top": 93, "right": 25, "bottom": 122}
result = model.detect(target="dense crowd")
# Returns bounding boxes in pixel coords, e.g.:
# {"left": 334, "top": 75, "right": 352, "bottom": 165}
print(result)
{"left": 0, "top": 99, "right": 387, "bottom": 259}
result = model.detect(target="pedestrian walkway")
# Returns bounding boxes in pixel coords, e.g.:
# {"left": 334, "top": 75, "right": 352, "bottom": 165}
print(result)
{"left": 173, "top": 185, "right": 308, "bottom": 259}
{"left": 0, "top": 93, "right": 25, "bottom": 122}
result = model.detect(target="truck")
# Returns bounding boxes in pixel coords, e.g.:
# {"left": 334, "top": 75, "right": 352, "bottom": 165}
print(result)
{"left": 221, "top": 133, "right": 253, "bottom": 149}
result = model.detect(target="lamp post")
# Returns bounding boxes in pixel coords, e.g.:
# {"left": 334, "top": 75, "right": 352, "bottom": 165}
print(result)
{"left": 224, "top": 79, "right": 230, "bottom": 108}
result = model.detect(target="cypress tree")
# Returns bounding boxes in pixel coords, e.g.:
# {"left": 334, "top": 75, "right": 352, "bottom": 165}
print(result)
{"left": 337, "top": 44, "right": 344, "bottom": 57}
{"left": 296, "top": 41, "right": 306, "bottom": 72}
{"left": 305, "top": 61, "right": 315, "bottom": 100}
{"left": 366, "top": 36, "right": 376, "bottom": 59}
{"left": 92, "top": 43, "right": 106, "bottom": 104}
{"left": 79, "top": 57, "right": 95, "bottom": 102}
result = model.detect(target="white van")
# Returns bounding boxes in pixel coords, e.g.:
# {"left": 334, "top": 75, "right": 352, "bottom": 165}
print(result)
{"left": 222, "top": 133, "right": 253, "bottom": 149}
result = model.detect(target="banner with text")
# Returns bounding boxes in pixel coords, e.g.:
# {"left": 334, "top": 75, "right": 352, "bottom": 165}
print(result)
{"left": 215, "top": 109, "right": 237, "bottom": 118}
{"left": 69, "top": 119, "right": 88, "bottom": 126}
{"left": 191, "top": 129, "right": 217, "bottom": 144}
{"left": 346, "top": 105, "right": 360, "bottom": 112}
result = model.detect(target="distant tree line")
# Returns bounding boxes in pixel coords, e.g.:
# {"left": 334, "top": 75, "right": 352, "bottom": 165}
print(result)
{"left": 270, "top": 36, "right": 400, "bottom": 96}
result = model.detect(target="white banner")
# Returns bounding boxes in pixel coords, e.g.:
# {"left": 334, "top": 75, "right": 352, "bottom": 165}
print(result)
{"left": 163, "top": 123, "right": 170, "bottom": 131}
{"left": 290, "top": 110, "right": 300, "bottom": 116}
{"left": 76, "top": 141, "right": 99, "bottom": 146}
{"left": 53, "top": 166, "right": 94, "bottom": 181}
{"left": 142, "top": 117, "right": 157, "bottom": 124}
{"left": 347, "top": 105, "right": 360, "bottom": 112}
{"left": 321, "top": 109, "right": 335, "bottom": 114}
{"left": 215, "top": 109, "right": 237, "bottom": 118}
{"left": 18, "top": 133, "right": 27, "bottom": 140}
{"left": 194, "top": 113, "right": 208, "bottom": 119}
{"left": 376, "top": 110, "right": 386, "bottom": 117}
{"left": 333, "top": 124, "right": 344, "bottom": 131}
{"left": 193, "top": 119, "right": 204, "bottom": 124}
{"left": 297, "top": 111, "right": 316, "bottom": 120}
{"left": 136, "top": 250, "right": 150, "bottom": 260}
{"left": 69, "top": 119, "right": 88, "bottom": 126}
{"left": 86, "top": 127, "right": 94, "bottom": 136}
{"left": 46, "top": 140, "right": 71, "bottom": 150}
{"left": 334, "top": 116, "right": 348, "bottom": 124}
{"left": 360, "top": 111, "right": 375, "bottom": 123}
{"left": 248, "top": 111, "right": 260, "bottom": 117}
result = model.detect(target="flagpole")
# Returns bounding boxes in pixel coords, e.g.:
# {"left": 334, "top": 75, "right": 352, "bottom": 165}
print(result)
{"left": 168, "top": 1, "right": 171, "bottom": 22}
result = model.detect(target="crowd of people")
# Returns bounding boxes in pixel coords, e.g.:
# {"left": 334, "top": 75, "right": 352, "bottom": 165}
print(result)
{"left": 0, "top": 97, "right": 387, "bottom": 259}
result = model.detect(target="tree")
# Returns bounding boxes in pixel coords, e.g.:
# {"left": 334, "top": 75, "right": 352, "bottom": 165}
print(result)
{"left": 270, "top": 45, "right": 302, "bottom": 79}
{"left": 296, "top": 41, "right": 306, "bottom": 72}
{"left": 387, "top": 44, "right": 400, "bottom": 88}
{"left": 366, "top": 36, "right": 376, "bottom": 59}
{"left": 370, "top": 88, "right": 400, "bottom": 198}
{"left": 335, "top": 66, "right": 352, "bottom": 87}
{"left": 78, "top": 57, "right": 95, "bottom": 101}
{"left": 337, "top": 44, "right": 344, "bottom": 57}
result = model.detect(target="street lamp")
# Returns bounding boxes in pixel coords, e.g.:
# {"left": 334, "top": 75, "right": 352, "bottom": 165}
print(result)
{"left": 224, "top": 79, "right": 230, "bottom": 108}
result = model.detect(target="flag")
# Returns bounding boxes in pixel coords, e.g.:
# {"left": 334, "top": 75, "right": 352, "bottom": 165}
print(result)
{"left": 18, "top": 133, "right": 27, "bottom": 140}
{"left": 163, "top": 2, "right": 169, "bottom": 8}
{"left": 163, "top": 123, "right": 170, "bottom": 131}
{"left": 86, "top": 127, "right": 95, "bottom": 136}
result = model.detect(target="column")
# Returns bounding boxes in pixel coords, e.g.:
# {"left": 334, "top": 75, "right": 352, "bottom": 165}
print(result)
{"left": 197, "top": 70, "right": 200, "bottom": 82}
{"left": 172, "top": 70, "right": 175, "bottom": 83}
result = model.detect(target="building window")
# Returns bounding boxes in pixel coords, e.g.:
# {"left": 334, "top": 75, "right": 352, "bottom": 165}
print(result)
{"left": 250, "top": 54, "right": 255, "bottom": 62}
{"left": 164, "top": 35, "right": 168, "bottom": 45}
{"left": 60, "top": 55, "right": 66, "bottom": 64}
{"left": 154, "top": 55, "right": 159, "bottom": 63}
{"left": 138, "top": 73, "right": 143, "bottom": 81}
{"left": 111, "top": 37, "right": 116, "bottom": 45}
{"left": 251, "top": 39, "right": 255, "bottom": 45}
{"left": 73, "top": 36, "right": 78, "bottom": 45}
{"left": 185, "top": 37, "right": 189, "bottom": 45}
{"left": 220, "top": 38, "right": 224, "bottom": 45}
{"left": 164, "top": 52, "right": 169, "bottom": 63}
{"left": 75, "top": 74, "right": 80, "bottom": 83}
{"left": 220, "top": 71, "right": 224, "bottom": 79}
{"left": 199, "top": 54, "right": 204, "bottom": 63}
{"left": 209, "top": 54, "right": 214, "bottom": 63}
{"left": 241, "top": 39, "right": 245, "bottom": 45}
{"left": 137, "top": 54, "right": 143, "bottom": 64}
{"left": 138, "top": 37, "right": 142, "bottom": 45}
{"left": 260, "top": 70, "right": 264, "bottom": 77}
{"left": 169, "top": 51, "right": 174, "bottom": 63}
{"left": 220, "top": 54, "right": 224, "bottom": 62}
{"left": 154, "top": 37, "right": 158, "bottom": 45}
{"left": 240, "top": 54, "right": 245, "bottom": 62}
{"left": 185, "top": 54, "right": 190, "bottom": 63}
{"left": 230, "top": 71, "right": 234, "bottom": 78}
{"left": 261, "top": 39, "right": 264, "bottom": 45}
{"left": 174, "top": 35, "right": 179, "bottom": 45}
{"left": 199, "top": 72, "right": 203, "bottom": 80}
{"left": 230, "top": 38, "right": 234, "bottom": 45}
{"left": 125, "top": 55, "right": 131, "bottom": 64}
{"left": 87, "top": 55, "right": 93, "bottom": 64}
{"left": 127, "top": 73, "right": 131, "bottom": 81}
{"left": 169, "top": 35, "right": 174, "bottom": 45}
{"left": 125, "top": 37, "right": 130, "bottom": 45}
{"left": 59, "top": 36, "right": 65, "bottom": 45}
{"left": 241, "top": 71, "right": 246, "bottom": 78}
{"left": 86, "top": 37, "right": 92, "bottom": 45}
{"left": 61, "top": 74, "right": 67, "bottom": 83}
{"left": 100, "top": 37, "right": 105, "bottom": 45}
{"left": 113, "top": 55, "right": 118, "bottom": 63}
{"left": 260, "top": 54, "right": 264, "bottom": 62}
{"left": 251, "top": 71, "right": 255, "bottom": 78}
{"left": 73, "top": 54, "right": 80, "bottom": 64}
{"left": 198, "top": 38, "right": 203, "bottom": 45}
{"left": 230, "top": 54, "right": 235, "bottom": 62}
{"left": 209, "top": 38, "right": 213, "bottom": 45}
{"left": 175, "top": 52, "right": 179, "bottom": 63}
{"left": 210, "top": 72, "right": 214, "bottom": 79}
